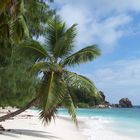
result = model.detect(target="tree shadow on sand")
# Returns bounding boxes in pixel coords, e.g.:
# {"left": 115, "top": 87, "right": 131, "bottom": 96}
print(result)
{"left": 0, "top": 129, "right": 61, "bottom": 139}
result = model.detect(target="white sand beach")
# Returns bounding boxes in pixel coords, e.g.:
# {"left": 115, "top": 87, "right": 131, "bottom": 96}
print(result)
{"left": 0, "top": 109, "right": 139, "bottom": 140}
{"left": 0, "top": 109, "right": 87, "bottom": 140}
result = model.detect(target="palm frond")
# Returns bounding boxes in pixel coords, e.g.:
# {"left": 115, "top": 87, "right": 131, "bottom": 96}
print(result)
{"left": 1, "top": 0, "right": 29, "bottom": 43}
{"left": 30, "top": 62, "right": 51, "bottom": 75}
{"left": 30, "top": 62, "right": 62, "bottom": 75}
{"left": 44, "top": 16, "right": 66, "bottom": 55}
{"left": 61, "top": 45, "right": 101, "bottom": 67}
{"left": 64, "top": 71, "right": 98, "bottom": 94}
{"left": 53, "top": 24, "right": 77, "bottom": 58}
{"left": 18, "top": 39, "right": 49, "bottom": 61}
{"left": 38, "top": 72, "right": 67, "bottom": 124}
{"left": 62, "top": 94, "right": 77, "bottom": 125}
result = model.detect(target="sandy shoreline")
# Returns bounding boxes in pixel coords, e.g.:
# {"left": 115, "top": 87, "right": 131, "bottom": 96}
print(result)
{"left": 0, "top": 109, "right": 87, "bottom": 140}
{"left": 1, "top": 109, "right": 139, "bottom": 140}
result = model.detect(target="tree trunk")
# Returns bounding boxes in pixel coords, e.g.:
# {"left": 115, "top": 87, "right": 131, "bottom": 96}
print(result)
{"left": 0, "top": 97, "right": 38, "bottom": 122}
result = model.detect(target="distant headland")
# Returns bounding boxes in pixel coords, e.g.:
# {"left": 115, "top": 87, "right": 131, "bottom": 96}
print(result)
{"left": 96, "top": 91, "right": 133, "bottom": 108}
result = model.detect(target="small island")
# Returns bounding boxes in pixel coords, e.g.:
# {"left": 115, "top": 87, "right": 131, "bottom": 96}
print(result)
{"left": 96, "top": 91, "right": 133, "bottom": 108}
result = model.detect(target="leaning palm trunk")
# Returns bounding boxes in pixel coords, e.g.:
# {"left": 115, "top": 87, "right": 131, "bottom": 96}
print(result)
{"left": 0, "top": 97, "right": 38, "bottom": 122}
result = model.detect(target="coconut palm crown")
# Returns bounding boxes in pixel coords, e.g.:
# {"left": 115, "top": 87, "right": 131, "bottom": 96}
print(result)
{"left": 20, "top": 16, "right": 101, "bottom": 124}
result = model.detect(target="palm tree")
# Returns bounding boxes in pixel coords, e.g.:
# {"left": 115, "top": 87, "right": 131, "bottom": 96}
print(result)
{"left": 0, "top": 0, "right": 29, "bottom": 43}
{"left": 0, "top": 16, "right": 101, "bottom": 124}
{"left": 24, "top": 16, "right": 101, "bottom": 123}
{"left": 0, "top": 0, "right": 53, "bottom": 42}
{"left": 0, "top": 0, "right": 53, "bottom": 67}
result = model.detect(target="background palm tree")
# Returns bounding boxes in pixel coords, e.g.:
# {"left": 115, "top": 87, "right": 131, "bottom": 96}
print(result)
{"left": 0, "top": 0, "right": 53, "bottom": 123}
{"left": 20, "top": 16, "right": 101, "bottom": 124}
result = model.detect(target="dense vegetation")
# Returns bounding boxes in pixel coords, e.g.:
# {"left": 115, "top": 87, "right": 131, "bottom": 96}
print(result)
{"left": 0, "top": 0, "right": 53, "bottom": 108}
{"left": 0, "top": 0, "right": 101, "bottom": 124}
{"left": 71, "top": 89, "right": 103, "bottom": 108}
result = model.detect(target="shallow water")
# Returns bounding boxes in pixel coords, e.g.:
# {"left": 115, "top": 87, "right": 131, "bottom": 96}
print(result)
{"left": 58, "top": 107, "right": 140, "bottom": 140}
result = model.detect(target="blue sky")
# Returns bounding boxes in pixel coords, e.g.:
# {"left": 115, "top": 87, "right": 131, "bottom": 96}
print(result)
{"left": 51, "top": 0, "right": 140, "bottom": 105}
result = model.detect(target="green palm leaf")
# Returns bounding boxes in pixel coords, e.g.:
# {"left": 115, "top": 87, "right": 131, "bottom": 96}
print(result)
{"left": 39, "top": 72, "right": 67, "bottom": 124}
{"left": 53, "top": 24, "right": 77, "bottom": 58}
{"left": 64, "top": 70, "right": 98, "bottom": 94}
{"left": 44, "top": 16, "right": 66, "bottom": 54}
{"left": 19, "top": 39, "right": 49, "bottom": 61}
{"left": 30, "top": 61, "right": 62, "bottom": 75}
{"left": 61, "top": 45, "right": 101, "bottom": 67}
{"left": 62, "top": 94, "right": 77, "bottom": 124}
{"left": 30, "top": 62, "right": 51, "bottom": 75}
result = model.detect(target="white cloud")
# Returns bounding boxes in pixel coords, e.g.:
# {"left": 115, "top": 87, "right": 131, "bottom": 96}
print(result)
{"left": 89, "top": 59, "right": 140, "bottom": 104}
{"left": 55, "top": 0, "right": 139, "bottom": 50}
{"left": 53, "top": 0, "right": 140, "bottom": 104}
{"left": 90, "top": 15, "right": 132, "bottom": 48}
{"left": 93, "top": 59, "right": 140, "bottom": 86}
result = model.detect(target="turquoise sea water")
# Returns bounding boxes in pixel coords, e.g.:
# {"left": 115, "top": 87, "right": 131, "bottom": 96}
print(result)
{"left": 58, "top": 107, "right": 140, "bottom": 140}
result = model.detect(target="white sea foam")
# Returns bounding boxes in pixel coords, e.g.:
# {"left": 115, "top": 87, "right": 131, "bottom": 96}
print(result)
{"left": 81, "top": 117, "right": 139, "bottom": 140}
